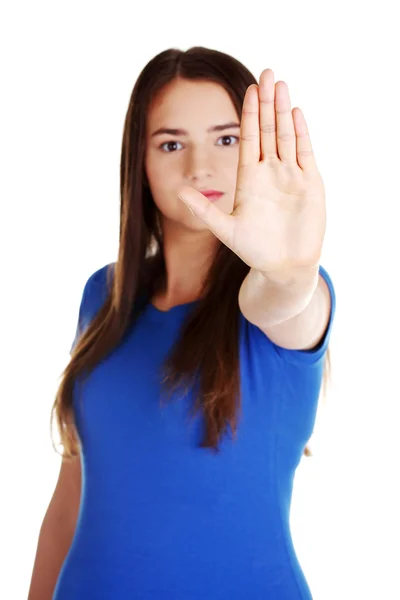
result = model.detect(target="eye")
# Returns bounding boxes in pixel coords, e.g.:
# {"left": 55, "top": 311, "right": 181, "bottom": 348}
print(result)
{"left": 217, "top": 135, "right": 239, "bottom": 146}
{"left": 159, "top": 141, "right": 183, "bottom": 153}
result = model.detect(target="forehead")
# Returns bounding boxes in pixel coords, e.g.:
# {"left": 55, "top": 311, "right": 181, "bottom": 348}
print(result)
{"left": 147, "top": 79, "right": 238, "bottom": 130}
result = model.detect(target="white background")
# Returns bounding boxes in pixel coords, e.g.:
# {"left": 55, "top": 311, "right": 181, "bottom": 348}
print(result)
{"left": 1, "top": 1, "right": 399, "bottom": 598}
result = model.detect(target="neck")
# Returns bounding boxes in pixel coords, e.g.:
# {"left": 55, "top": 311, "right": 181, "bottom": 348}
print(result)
{"left": 155, "top": 216, "right": 220, "bottom": 306}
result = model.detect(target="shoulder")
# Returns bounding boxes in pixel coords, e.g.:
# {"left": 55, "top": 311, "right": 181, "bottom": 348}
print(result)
{"left": 78, "top": 261, "right": 115, "bottom": 320}
{"left": 82, "top": 262, "right": 115, "bottom": 302}
{"left": 85, "top": 261, "right": 115, "bottom": 289}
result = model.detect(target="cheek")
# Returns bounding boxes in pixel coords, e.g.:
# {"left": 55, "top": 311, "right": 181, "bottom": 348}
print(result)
{"left": 217, "top": 146, "right": 239, "bottom": 170}
{"left": 146, "top": 152, "right": 180, "bottom": 190}
{"left": 145, "top": 151, "right": 160, "bottom": 180}
{"left": 219, "top": 157, "right": 239, "bottom": 190}
{"left": 145, "top": 156, "right": 182, "bottom": 215}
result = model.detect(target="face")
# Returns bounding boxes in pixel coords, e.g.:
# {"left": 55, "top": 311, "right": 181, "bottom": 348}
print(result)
{"left": 145, "top": 78, "right": 240, "bottom": 234}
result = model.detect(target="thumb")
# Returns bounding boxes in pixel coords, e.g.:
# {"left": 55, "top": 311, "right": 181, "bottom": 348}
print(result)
{"left": 178, "top": 186, "right": 234, "bottom": 247}
{"left": 178, "top": 186, "right": 210, "bottom": 217}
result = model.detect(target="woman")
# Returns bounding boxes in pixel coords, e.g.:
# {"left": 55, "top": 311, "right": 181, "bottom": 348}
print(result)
{"left": 29, "top": 46, "right": 336, "bottom": 599}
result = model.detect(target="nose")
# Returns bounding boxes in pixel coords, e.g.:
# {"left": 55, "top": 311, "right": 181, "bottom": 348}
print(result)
{"left": 184, "top": 147, "right": 213, "bottom": 183}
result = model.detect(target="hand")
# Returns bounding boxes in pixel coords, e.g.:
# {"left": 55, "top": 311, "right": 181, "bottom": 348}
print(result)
{"left": 178, "top": 69, "right": 326, "bottom": 284}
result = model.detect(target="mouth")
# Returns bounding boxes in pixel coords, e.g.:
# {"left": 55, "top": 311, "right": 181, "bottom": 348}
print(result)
{"left": 199, "top": 190, "right": 224, "bottom": 202}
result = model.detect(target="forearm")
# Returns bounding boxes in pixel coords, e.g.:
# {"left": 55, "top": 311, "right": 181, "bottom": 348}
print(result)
{"left": 27, "top": 511, "right": 75, "bottom": 600}
{"left": 238, "top": 266, "right": 320, "bottom": 328}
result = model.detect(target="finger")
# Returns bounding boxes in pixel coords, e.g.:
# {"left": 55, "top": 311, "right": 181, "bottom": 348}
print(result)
{"left": 238, "top": 85, "right": 260, "bottom": 168}
{"left": 274, "top": 81, "right": 297, "bottom": 165}
{"left": 292, "top": 108, "right": 318, "bottom": 171}
{"left": 178, "top": 187, "right": 235, "bottom": 250}
{"left": 259, "top": 69, "right": 278, "bottom": 161}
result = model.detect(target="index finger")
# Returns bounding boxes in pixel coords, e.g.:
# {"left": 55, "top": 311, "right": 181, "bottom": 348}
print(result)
{"left": 238, "top": 85, "right": 260, "bottom": 168}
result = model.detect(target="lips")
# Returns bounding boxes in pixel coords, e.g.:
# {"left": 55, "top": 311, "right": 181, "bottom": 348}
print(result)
{"left": 200, "top": 190, "right": 224, "bottom": 202}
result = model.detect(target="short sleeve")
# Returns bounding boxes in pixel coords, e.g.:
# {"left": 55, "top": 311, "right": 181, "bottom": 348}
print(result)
{"left": 70, "top": 276, "right": 91, "bottom": 355}
{"left": 69, "top": 263, "right": 113, "bottom": 355}
{"left": 268, "top": 264, "right": 336, "bottom": 367}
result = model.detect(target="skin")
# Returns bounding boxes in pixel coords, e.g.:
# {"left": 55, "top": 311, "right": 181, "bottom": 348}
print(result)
{"left": 144, "top": 78, "right": 241, "bottom": 308}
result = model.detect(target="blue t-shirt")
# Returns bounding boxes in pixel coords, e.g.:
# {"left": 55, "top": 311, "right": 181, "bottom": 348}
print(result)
{"left": 53, "top": 262, "right": 336, "bottom": 600}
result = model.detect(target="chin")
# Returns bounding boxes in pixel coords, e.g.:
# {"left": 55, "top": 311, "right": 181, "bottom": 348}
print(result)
{"left": 184, "top": 216, "right": 210, "bottom": 231}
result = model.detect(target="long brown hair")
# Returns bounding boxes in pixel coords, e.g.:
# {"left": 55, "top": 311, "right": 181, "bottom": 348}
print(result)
{"left": 51, "top": 46, "right": 331, "bottom": 460}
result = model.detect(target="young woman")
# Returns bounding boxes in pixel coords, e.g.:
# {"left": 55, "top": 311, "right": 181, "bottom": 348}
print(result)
{"left": 29, "top": 46, "right": 336, "bottom": 599}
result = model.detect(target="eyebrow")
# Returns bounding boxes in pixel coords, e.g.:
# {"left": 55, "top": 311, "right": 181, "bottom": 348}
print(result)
{"left": 151, "top": 121, "right": 240, "bottom": 137}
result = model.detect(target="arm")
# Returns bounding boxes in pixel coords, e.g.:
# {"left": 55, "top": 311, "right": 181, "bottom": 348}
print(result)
{"left": 238, "top": 266, "right": 331, "bottom": 351}
{"left": 27, "top": 455, "right": 82, "bottom": 599}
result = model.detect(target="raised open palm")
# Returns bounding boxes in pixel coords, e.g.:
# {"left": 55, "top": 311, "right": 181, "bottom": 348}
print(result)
{"left": 178, "top": 69, "right": 326, "bottom": 283}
